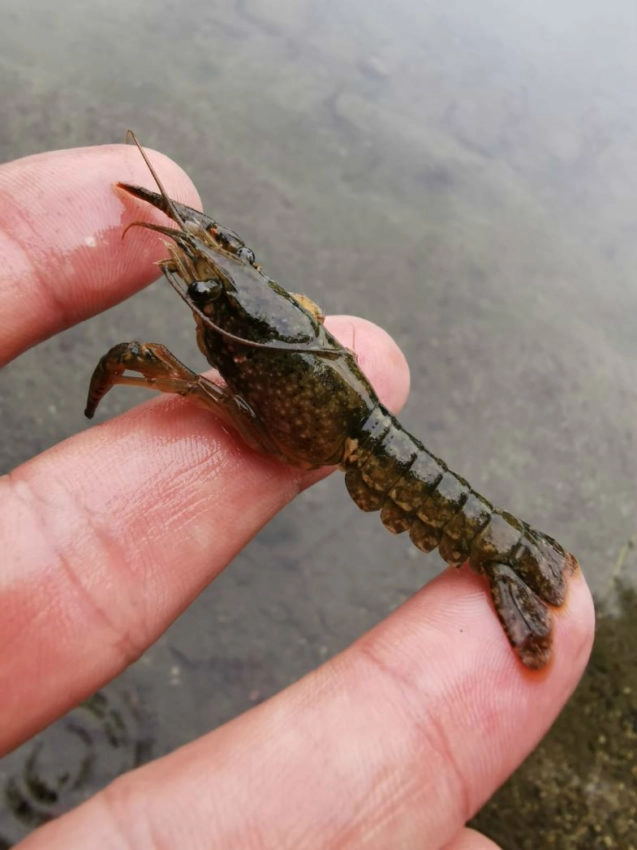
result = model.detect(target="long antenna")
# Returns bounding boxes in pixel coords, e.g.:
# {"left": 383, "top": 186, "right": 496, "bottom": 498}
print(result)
{"left": 125, "top": 130, "right": 187, "bottom": 231}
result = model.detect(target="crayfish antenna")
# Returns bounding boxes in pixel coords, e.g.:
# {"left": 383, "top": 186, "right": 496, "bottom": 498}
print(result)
{"left": 124, "top": 130, "right": 187, "bottom": 232}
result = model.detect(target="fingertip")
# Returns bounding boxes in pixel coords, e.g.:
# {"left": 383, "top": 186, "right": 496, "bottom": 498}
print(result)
{"left": 351, "top": 558, "right": 595, "bottom": 804}
{"left": 0, "top": 143, "right": 200, "bottom": 362}
{"left": 325, "top": 314, "right": 411, "bottom": 413}
{"left": 442, "top": 826, "right": 503, "bottom": 850}
{"left": 551, "top": 564, "right": 595, "bottom": 676}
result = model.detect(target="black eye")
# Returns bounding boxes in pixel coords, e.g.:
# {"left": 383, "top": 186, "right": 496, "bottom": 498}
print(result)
{"left": 187, "top": 279, "right": 221, "bottom": 303}
{"left": 237, "top": 246, "right": 255, "bottom": 264}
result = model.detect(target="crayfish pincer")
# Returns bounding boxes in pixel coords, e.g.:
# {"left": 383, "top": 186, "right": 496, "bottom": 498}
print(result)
{"left": 86, "top": 133, "right": 578, "bottom": 670}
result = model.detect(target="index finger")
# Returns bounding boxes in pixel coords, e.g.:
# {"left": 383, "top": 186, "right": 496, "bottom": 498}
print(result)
{"left": 0, "top": 143, "right": 200, "bottom": 365}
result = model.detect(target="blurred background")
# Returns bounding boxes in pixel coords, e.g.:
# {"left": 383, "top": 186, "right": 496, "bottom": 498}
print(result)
{"left": 0, "top": 0, "right": 635, "bottom": 845}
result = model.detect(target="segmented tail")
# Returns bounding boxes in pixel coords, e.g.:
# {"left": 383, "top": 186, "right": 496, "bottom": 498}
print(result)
{"left": 342, "top": 406, "right": 577, "bottom": 667}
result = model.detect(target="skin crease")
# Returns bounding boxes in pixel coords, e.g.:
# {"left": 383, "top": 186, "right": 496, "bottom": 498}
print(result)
{"left": 0, "top": 145, "right": 595, "bottom": 849}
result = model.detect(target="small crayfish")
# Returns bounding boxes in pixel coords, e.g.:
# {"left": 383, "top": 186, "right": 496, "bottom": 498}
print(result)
{"left": 86, "top": 133, "right": 578, "bottom": 669}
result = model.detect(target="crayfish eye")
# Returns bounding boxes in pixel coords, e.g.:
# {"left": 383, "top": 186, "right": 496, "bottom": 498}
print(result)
{"left": 237, "top": 246, "right": 256, "bottom": 265}
{"left": 187, "top": 279, "right": 222, "bottom": 305}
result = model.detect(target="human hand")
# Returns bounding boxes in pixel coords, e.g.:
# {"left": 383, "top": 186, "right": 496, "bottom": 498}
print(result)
{"left": 1, "top": 145, "right": 594, "bottom": 849}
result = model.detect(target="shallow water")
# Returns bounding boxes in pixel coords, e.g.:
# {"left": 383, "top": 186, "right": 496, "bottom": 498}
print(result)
{"left": 1, "top": 0, "right": 635, "bottom": 845}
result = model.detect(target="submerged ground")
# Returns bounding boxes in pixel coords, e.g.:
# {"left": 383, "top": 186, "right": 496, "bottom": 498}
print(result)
{"left": 1, "top": 1, "right": 635, "bottom": 845}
